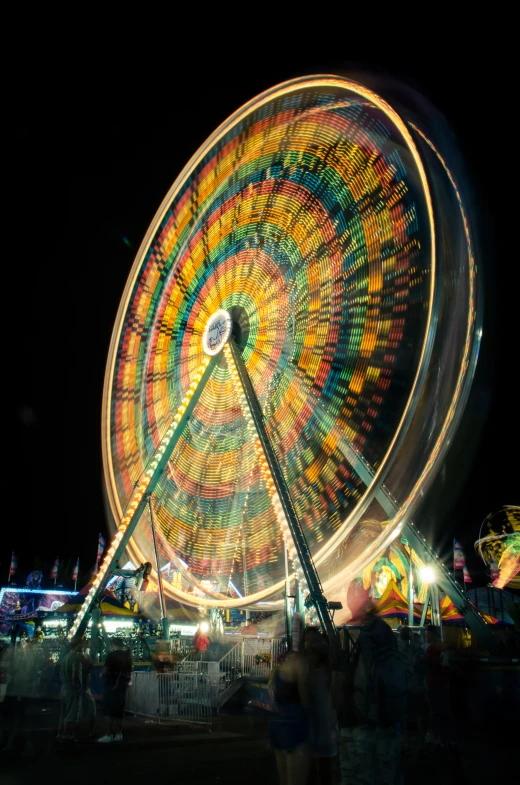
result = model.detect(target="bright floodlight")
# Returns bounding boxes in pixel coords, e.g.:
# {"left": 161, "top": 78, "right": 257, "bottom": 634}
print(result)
{"left": 200, "top": 621, "right": 209, "bottom": 633}
{"left": 420, "top": 566, "right": 436, "bottom": 584}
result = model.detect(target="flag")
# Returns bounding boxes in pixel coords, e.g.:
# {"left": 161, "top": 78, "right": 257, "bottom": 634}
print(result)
{"left": 453, "top": 539, "right": 466, "bottom": 570}
{"left": 50, "top": 556, "right": 60, "bottom": 580}
{"left": 490, "top": 557, "right": 500, "bottom": 583}
{"left": 9, "top": 552, "right": 17, "bottom": 578}
{"left": 72, "top": 558, "right": 79, "bottom": 582}
{"left": 97, "top": 533, "right": 106, "bottom": 565}
{"left": 463, "top": 565, "right": 473, "bottom": 584}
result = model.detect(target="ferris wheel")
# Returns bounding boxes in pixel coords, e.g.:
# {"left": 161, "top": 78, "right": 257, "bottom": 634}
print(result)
{"left": 70, "top": 75, "right": 482, "bottom": 642}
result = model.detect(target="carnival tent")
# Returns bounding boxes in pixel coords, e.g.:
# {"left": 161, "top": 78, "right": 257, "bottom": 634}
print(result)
{"left": 374, "top": 581, "right": 419, "bottom": 620}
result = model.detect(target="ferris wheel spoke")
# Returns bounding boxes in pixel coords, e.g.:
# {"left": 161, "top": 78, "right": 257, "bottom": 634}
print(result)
{"left": 69, "top": 354, "right": 219, "bottom": 638}
{"left": 224, "top": 340, "right": 339, "bottom": 652}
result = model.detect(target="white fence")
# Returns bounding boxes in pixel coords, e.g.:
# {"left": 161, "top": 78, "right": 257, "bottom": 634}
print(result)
{"left": 127, "top": 671, "right": 212, "bottom": 729}
{"left": 127, "top": 636, "right": 287, "bottom": 722}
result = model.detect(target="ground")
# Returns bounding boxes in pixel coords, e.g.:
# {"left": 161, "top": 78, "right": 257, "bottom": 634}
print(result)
{"left": 0, "top": 696, "right": 511, "bottom": 784}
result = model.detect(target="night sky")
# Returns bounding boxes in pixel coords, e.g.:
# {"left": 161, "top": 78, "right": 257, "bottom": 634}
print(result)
{"left": 7, "top": 46, "right": 515, "bottom": 589}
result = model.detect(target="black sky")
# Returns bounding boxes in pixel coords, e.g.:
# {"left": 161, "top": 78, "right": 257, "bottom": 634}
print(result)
{"left": 7, "top": 43, "right": 516, "bottom": 587}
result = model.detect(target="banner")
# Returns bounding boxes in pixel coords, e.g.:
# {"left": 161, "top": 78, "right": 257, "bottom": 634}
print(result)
{"left": 453, "top": 539, "right": 466, "bottom": 570}
{"left": 463, "top": 565, "right": 473, "bottom": 584}
{"left": 97, "top": 533, "right": 106, "bottom": 565}
{"left": 9, "top": 552, "right": 17, "bottom": 579}
{"left": 50, "top": 557, "right": 60, "bottom": 580}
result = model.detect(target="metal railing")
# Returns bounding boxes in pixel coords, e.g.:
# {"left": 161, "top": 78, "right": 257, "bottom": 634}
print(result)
{"left": 178, "top": 660, "right": 210, "bottom": 674}
{"left": 127, "top": 635, "right": 287, "bottom": 718}
{"left": 127, "top": 671, "right": 212, "bottom": 729}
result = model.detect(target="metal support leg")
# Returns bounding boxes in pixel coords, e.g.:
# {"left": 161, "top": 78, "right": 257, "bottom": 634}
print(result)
{"left": 225, "top": 340, "right": 340, "bottom": 663}
{"left": 149, "top": 496, "right": 169, "bottom": 640}
{"left": 69, "top": 355, "right": 219, "bottom": 640}
{"left": 284, "top": 539, "right": 293, "bottom": 651}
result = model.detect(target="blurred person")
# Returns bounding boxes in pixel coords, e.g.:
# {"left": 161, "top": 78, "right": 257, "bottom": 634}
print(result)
{"left": 269, "top": 646, "right": 310, "bottom": 785}
{"left": 302, "top": 626, "right": 338, "bottom": 785}
{"left": 57, "top": 636, "right": 83, "bottom": 742}
{"left": 336, "top": 604, "right": 406, "bottom": 785}
{"left": 98, "top": 638, "right": 133, "bottom": 743}
{"left": 397, "top": 626, "right": 428, "bottom": 752}
{"left": 78, "top": 639, "right": 96, "bottom": 738}
{"left": 193, "top": 622, "right": 211, "bottom": 660}
{"left": 2, "top": 635, "right": 42, "bottom": 755}
{"left": 34, "top": 625, "right": 44, "bottom": 642}
{"left": 112, "top": 561, "right": 152, "bottom": 611}
{"left": 424, "top": 625, "right": 458, "bottom": 755}
{"left": 9, "top": 620, "right": 22, "bottom": 647}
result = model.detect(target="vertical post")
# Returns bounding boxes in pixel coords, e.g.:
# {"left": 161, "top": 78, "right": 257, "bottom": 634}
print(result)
{"left": 295, "top": 581, "right": 305, "bottom": 628}
{"left": 420, "top": 586, "right": 430, "bottom": 627}
{"left": 284, "top": 539, "right": 293, "bottom": 651}
{"left": 226, "top": 340, "right": 339, "bottom": 662}
{"left": 148, "top": 496, "right": 169, "bottom": 640}
{"left": 431, "top": 583, "right": 443, "bottom": 640}
{"left": 408, "top": 547, "right": 414, "bottom": 628}
{"left": 242, "top": 536, "right": 250, "bottom": 622}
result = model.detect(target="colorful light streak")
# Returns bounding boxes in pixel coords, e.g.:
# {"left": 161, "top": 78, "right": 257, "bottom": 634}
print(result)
{"left": 98, "top": 75, "right": 478, "bottom": 614}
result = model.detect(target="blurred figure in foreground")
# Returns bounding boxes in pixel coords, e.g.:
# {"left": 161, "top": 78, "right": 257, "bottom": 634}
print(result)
{"left": 193, "top": 622, "right": 211, "bottom": 660}
{"left": 336, "top": 605, "right": 406, "bottom": 785}
{"left": 269, "top": 646, "right": 310, "bottom": 785}
{"left": 397, "top": 625, "right": 428, "bottom": 751}
{"left": 424, "top": 625, "right": 458, "bottom": 754}
{"left": 303, "top": 626, "right": 338, "bottom": 785}
{"left": 1, "top": 637, "right": 40, "bottom": 754}
{"left": 57, "top": 636, "right": 83, "bottom": 743}
{"left": 98, "top": 638, "right": 133, "bottom": 743}
{"left": 79, "top": 639, "right": 96, "bottom": 738}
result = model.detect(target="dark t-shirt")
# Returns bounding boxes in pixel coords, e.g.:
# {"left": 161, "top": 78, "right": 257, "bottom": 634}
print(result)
{"left": 104, "top": 649, "right": 132, "bottom": 686}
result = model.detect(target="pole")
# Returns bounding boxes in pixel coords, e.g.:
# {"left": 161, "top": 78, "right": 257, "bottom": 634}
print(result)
{"left": 67, "top": 354, "right": 219, "bottom": 641}
{"left": 420, "top": 585, "right": 430, "bottom": 627}
{"left": 226, "top": 340, "right": 340, "bottom": 662}
{"left": 284, "top": 539, "right": 292, "bottom": 651}
{"left": 408, "top": 546, "right": 414, "bottom": 627}
{"left": 242, "top": 536, "right": 250, "bottom": 622}
{"left": 148, "top": 496, "right": 169, "bottom": 640}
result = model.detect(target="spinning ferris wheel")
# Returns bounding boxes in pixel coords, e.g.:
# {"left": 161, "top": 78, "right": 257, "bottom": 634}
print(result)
{"left": 70, "top": 74, "right": 496, "bottom": 649}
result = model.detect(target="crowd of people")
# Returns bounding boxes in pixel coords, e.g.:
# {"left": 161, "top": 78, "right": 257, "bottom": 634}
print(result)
{"left": 0, "top": 604, "right": 510, "bottom": 779}
{"left": 268, "top": 606, "right": 462, "bottom": 785}
{"left": 0, "top": 634, "right": 133, "bottom": 750}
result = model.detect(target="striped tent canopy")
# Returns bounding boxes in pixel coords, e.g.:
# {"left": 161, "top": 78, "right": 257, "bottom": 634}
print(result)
{"left": 423, "top": 595, "right": 504, "bottom": 626}
{"left": 374, "top": 580, "right": 417, "bottom": 620}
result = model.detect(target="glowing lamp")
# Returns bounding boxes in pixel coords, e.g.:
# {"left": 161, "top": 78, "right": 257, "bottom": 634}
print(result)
{"left": 420, "top": 566, "right": 436, "bottom": 584}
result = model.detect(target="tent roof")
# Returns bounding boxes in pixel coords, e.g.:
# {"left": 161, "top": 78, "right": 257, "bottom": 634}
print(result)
{"left": 374, "top": 581, "right": 417, "bottom": 619}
